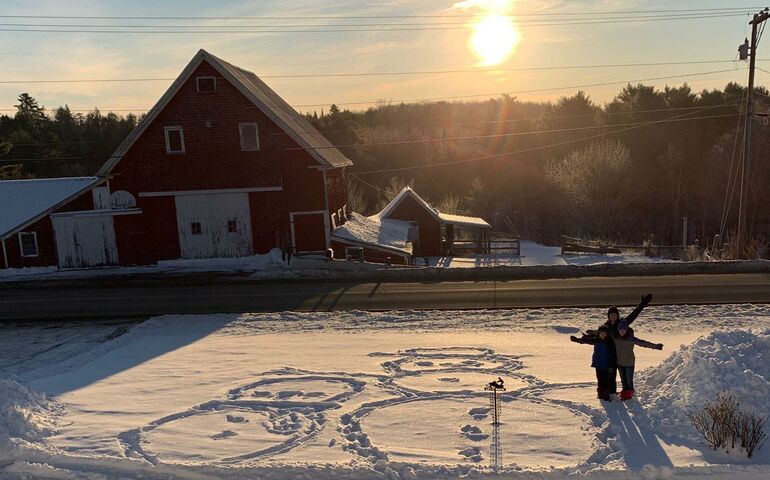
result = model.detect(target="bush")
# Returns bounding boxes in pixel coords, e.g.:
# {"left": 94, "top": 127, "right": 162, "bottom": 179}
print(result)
{"left": 688, "top": 391, "right": 767, "bottom": 458}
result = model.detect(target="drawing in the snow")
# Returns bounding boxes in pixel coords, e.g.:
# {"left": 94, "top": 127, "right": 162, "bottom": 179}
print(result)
{"left": 1, "top": 304, "right": 769, "bottom": 479}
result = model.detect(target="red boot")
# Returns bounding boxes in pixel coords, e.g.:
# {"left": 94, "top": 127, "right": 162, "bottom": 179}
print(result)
{"left": 620, "top": 389, "right": 634, "bottom": 401}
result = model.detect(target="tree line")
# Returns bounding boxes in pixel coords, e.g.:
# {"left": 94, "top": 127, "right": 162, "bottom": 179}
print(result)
{"left": 1, "top": 83, "right": 769, "bottom": 252}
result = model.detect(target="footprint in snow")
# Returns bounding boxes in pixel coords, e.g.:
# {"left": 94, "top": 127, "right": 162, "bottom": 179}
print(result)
{"left": 467, "top": 407, "right": 490, "bottom": 421}
{"left": 210, "top": 430, "right": 238, "bottom": 440}
{"left": 438, "top": 377, "right": 460, "bottom": 383}
{"left": 458, "top": 446, "right": 483, "bottom": 462}
{"left": 225, "top": 414, "right": 248, "bottom": 424}
{"left": 460, "top": 424, "right": 489, "bottom": 441}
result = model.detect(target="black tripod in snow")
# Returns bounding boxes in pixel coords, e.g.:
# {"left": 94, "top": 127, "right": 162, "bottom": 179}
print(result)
{"left": 484, "top": 377, "right": 505, "bottom": 425}
{"left": 484, "top": 377, "right": 505, "bottom": 471}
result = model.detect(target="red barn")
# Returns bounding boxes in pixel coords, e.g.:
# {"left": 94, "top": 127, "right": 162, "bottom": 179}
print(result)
{"left": 1, "top": 49, "right": 352, "bottom": 270}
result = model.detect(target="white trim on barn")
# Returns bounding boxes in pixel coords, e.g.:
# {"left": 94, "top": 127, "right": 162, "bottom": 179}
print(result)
{"left": 18, "top": 232, "right": 39, "bottom": 258}
{"left": 1, "top": 239, "right": 7, "bottom": 269}
{"left": 138, "top": 186, "right": 282, "bottom": 197}
{"left": 196, "top": 76, "right": 217, "bottom": 93}
{"left": 164, "top": 126, "right": 185, "bottom": 154}
{"left": 92, "top": 186, "right": 110, "bottom": 210}
{"left": 50, "top": 208, "right": 142, "bottom": 218}
{"left": 239, "top": 122, "right": 260, "bottom": 151}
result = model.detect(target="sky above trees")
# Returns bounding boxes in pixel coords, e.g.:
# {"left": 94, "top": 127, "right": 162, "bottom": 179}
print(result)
{"left": 0, "top": 0, "right": 765, "bottom": 115}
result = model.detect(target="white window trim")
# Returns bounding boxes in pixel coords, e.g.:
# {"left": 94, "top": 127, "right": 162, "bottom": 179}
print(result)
{"left": 196, "top": 76, "right": 217, "bottom": 93}
{"left": 18, "top": 231, "right": 39, "bottom": 258}
{"left": 164, "top": 126, "right": 185, "bottom": 154}
{"left": 239, "top": 122, "right": 260, "bottom": 151}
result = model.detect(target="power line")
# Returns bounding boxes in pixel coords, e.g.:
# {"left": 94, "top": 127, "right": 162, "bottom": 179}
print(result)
{"left": 0, "top": 7, "right": 760, "bottom": 20}
{"left": 0, "top": 59, "right": 764, "bottom": 84}
{"left": 352, "top": 102, "right": 738, "bottom": 175}
{"left": 0, "top": 13, "right": 750, "bottom": 34}
{"left": 0, "top": 111, "right": 739, "bottom": 163}
{"left": 2, "top": 104, "right": 740, "bottom": 148}
{"left": 292, "top": 68, "right": 745, "bottom": 108}
{"left": 720, "top": 90, "right": 748, "bottom": 239}
{"left": 0, "top": 13, "right": 750, "bottom": 29}
{"left": 0, "top": 67, "right": 747, "bottom": 114}
{"left": 271, "top": 103, "right": 742, "bottom": 136}
{"left": 290, "top": 112, "right": 741, "bottom": 150}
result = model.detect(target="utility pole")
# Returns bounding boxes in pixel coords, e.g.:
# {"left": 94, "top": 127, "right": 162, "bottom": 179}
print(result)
{"left": 738, "top": 9, "right": 770, "bottom": 257}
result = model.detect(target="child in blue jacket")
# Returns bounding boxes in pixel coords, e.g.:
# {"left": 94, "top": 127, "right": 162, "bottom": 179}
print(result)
{"left": 570, "top": 325, "right": 616, "bottom": 401}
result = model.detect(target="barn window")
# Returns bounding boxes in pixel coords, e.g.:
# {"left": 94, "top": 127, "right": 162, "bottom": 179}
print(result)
{"left": 227, "top": 220, "right": 238, "bottom": 233}
{"left": 191, "top": 222, "right": 202, "bottom": 235}
{"left": 18, "top": 232, "right": 39, "bottom": 257}
{"left": 196, "top": 76, "right": 216, "bottom": 93}
{"left": 239, "top": 123, "right": 259, "bottom": 151}
{"left": 164, "top": 126, "right": 185, "bottom": 154}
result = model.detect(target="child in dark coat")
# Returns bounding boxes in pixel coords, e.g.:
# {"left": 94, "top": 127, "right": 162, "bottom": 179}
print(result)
{"left": 613, "top": 320, "right": 663, "bottom": 401}
{"left": 570, "top": 325, "right": 616, "bottom": 401}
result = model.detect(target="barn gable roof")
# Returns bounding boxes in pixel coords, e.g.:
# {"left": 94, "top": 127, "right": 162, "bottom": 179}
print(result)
{"left": 0, "top": 177, "right": 102, "bottom": 240}
{"left": 98, "top": 49, "right": 352, "bottom": 176}
{"left": 374, "top": 186, "right": 441, "bottom": 222}
{"left": 376, "top": 186, "right": 491, "bottom": 228}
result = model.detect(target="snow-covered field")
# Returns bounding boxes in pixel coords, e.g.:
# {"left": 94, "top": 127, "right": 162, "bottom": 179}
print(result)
{"left": 2, "top": 305, "right": 770, "bottom": 479}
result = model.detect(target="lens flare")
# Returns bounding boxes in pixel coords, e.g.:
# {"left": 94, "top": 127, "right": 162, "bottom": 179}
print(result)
{"left": 470, "top": 15, "right": 519, "bottom": 66}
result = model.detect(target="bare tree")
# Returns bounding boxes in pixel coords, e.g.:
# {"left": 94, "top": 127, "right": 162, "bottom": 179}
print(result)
{"left": 346, "top": 178, "right": 369, "bottom": 215}
{"left": 375, "top": 177, "right": 414, "bottom": 212}
{"left": 547, "top": 140, "right": 637, "bottom": 238}
{"left": 435, "top": 194, "right": 465, "bottom": 215}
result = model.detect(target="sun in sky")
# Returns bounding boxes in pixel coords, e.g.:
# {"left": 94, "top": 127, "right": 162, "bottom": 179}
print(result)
{"left": 455, "top": 0, "right": 520, "bottom": 66}
{"left": 469, "top": 14, "right": 520, "bottom": 66}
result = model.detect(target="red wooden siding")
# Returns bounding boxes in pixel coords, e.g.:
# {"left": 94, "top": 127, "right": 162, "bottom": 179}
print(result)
{"left": 383, "top": 195, "right": 442, "bottom": 257}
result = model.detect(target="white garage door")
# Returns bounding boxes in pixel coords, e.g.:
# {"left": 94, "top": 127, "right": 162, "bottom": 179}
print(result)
{"left": 175, "top": 193, "right": 254, "bottom": 259}
{"left": 52, "top": 215, "right": 119, "bottom": 268}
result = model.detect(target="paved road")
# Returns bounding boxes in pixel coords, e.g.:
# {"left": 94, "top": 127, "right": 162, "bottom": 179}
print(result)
{"left": 1, "top": 273, "right": 769, "bottom": 320}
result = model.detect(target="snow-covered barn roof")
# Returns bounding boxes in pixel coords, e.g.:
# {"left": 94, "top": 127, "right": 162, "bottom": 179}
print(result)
{"left": 437, "top": 212, "right": 491, "bottom": 228}
{"left": 331, "top": 212, "right": 412, "bottom": 255}
{"left": 98, "top": 49, "right": 352, "bottom": 176}
{"left": 0, "top": 177, "right": 101, "bottom": 240}
{"left": 376, "top": 186, "right": 491, "bottom": 229}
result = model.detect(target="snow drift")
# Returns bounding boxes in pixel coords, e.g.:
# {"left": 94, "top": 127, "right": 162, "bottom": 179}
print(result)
{"left": 640, "top": 328, "right": 770, "bottom": 441}
{"left": 0, "top": 379, "right": 60, "bottom": 462}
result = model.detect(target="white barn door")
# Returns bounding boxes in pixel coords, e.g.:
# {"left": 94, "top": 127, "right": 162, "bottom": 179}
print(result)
{"left": 52, "top": 215, "right": 119, "bottom": 268}
{"left": 174, "top": 193, "right": 253, "bottom": 259}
